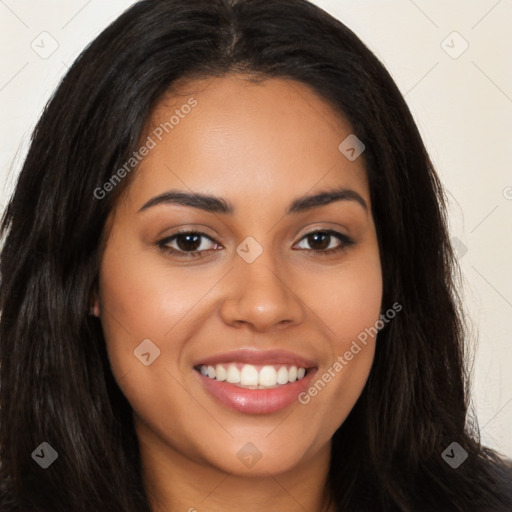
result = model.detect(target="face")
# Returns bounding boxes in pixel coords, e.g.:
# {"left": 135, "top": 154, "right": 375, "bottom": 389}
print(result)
{"left": 95, "top": 74, "right": 382, "bottom": 476}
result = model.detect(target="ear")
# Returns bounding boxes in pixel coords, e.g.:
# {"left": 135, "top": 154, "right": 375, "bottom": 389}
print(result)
{"left": 89, "top": 287, "right": 101, "bottom": 317}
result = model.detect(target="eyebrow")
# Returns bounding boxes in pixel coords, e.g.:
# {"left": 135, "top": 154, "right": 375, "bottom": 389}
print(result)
{"left": 138, "top": 186, "right": 367, "bottom": 214}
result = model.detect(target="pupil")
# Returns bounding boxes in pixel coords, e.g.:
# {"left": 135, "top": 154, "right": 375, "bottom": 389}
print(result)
{"left": 177, "top": 234, "right": 201, "bottom": 251}
{"left": 309, "top": 232, "right": 329, "bottom": 250}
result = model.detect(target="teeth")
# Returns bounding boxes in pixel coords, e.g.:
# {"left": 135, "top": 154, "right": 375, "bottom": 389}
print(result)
{"left": 216, "top": 364, "right": 227, "bottom": 381}
{"left": 226, "top": 365, "right": 241, "bottom": 384}
{"left": 198, "top": 363, "right": 308, "bottom": 388}
{"left": 258, "top": 365, "right": 277, "bottom": 387}
{"left": 240, "top": 365, "right": 259, "bottom": 386}
{"left": 276, "top": 366, "right": 289, "bottom": 384}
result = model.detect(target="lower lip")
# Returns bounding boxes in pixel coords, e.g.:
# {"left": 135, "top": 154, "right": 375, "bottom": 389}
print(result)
{"left": 196, "top": 369, "right": 316, "bottom": 414}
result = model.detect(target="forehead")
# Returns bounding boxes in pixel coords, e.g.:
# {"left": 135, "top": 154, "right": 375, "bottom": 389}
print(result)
{"left": 126, "top": 74, "right": 369, "bottom": 211}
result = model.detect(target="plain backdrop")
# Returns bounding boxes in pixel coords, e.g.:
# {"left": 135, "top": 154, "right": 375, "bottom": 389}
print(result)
{"left": 0, "top": 0, "right": 511, "bottom": 458}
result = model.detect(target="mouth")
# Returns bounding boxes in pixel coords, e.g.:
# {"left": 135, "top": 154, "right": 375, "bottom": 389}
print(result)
{"left": 192, "top": 349, "right": 317, "bottom": 414}
{"left": 194, "top": 362, "right": 310, "bottom": 389}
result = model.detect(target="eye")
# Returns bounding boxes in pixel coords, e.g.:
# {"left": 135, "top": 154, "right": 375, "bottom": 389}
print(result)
{"left": 157, "top": 231, "right": 221, "bottom": 258}
{"left": 156, "top": 229, "right": 354, "bottom": 259}
{"left": 294, "top": 229, "right": 354, "bottom": 255}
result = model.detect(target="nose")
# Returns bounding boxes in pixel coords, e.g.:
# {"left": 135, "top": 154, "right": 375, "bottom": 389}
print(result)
{"left": 220, "top": 252, "right": 305, "bottom": 332}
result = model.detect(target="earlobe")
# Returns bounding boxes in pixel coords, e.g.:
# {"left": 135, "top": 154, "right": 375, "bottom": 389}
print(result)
{"left": 90, "top": 301, "right": 100, "bottom": 317}
{"left": 89, "top": 289, "right": 100, "bottom": 317}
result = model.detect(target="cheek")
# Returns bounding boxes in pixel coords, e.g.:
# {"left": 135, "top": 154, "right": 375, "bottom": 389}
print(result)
{"left": 97, "top": 243, "right": 212, "bottom": 449}
{"left": 96, "top": 239, "right": 195, "bottom": 391}
{"left": 295, "top": 250, "right": 382, "bottom": 428}
{"left": 97, "top": 235, "right": 223, "bottom": 355}
{"left": 312, "top": 250, "right": 383, "bottom": 346}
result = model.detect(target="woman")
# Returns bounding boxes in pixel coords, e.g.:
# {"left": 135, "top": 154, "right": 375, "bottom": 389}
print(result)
{"left": 0, "top": 0, "right": 510, "bottom": 510}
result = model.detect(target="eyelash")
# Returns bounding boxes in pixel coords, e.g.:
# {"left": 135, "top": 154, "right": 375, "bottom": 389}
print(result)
{"left": 156, "top": 229, "right": 354, "bottom": 259}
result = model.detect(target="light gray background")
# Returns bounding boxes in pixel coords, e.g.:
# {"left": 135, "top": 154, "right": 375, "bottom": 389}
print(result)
{"left": 1, "top": 0, "right": 511, "bottom": 458}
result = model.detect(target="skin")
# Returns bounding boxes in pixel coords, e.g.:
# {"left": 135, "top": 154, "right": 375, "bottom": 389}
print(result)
{"left": 93, "top": 74, "right": 383, "bottom": 512}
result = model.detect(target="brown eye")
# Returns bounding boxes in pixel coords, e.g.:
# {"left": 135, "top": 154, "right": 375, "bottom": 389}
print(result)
{"left": 157, "top": 232, "right": 220, "bottom": 258}
{"left": 306, "top": 232, "right": 331, "bottom": 251}
{"left": 174, "top": 233, "right": 202, "bottom": 252}
{"left": 295, "top": 230, "right": 354, "bottom": 255}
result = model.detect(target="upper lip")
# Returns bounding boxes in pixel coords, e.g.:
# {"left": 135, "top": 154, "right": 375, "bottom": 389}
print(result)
{"left": 192, "top": 348, "right": 317, "bottom": 369}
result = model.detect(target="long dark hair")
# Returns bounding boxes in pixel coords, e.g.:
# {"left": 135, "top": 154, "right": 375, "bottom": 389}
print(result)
{"left": 1, "top": 0, "right": 510, "bottom": 510}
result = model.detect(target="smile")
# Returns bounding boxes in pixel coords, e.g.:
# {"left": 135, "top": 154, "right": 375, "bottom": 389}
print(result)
{"left": 193, "top": 349, "right": 317, "bottom": 414}
{"left": 196, "top": 363, "right": 308, "bottom": 389}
